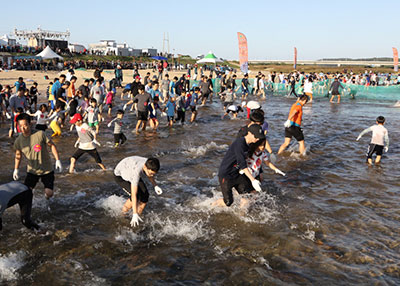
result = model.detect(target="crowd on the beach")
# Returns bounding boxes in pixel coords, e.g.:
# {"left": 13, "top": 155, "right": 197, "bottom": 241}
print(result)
{"left": 0, "top": 66, "right": 390, "bottom": 231}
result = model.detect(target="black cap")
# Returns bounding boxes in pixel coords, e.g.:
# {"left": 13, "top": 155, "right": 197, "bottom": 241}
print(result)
{"left": 248, "top": 124, "right": 266, "bottom": 140}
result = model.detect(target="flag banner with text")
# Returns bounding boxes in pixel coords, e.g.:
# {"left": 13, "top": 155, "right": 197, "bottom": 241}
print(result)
{"left": 237, "top": 32, "right": 248, "bottom": 73}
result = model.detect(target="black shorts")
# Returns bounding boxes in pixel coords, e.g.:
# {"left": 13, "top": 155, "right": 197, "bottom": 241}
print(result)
{"left": 114, "top": 133, "right": 127, "bottom": 144}
{"left": 202, "top": 92, "right": 210, "bottom": 99}
{"left": 72, "top": 148, "right": 102, "bottom": 163}
{"left": 190, "top": 106, "right": 197, "bottom": 112}
{"left": 285, "top": 126, "right": 304, "bottom": 141}
{"left": 219, "top": 175, "right": 253, "bottom": 207}
{"left": 138, "top": 110, "right": 148, "bottom": 121}
{"left": 24, "top": 171, "right": 55, "bottom": 190}
{"left": 107, "top": 103, "right": 112, "bottom": 109}
{"left": 224, "top": 101, "right": 233, "bottom": 107}
{"left": 35, "top": 124, "right": 47, "bottom": 131}
{"left": 114, "top": 175, "right": 149, "bottom": 203}
{"left": 332, "top": 90, "right": 340, "bottom": 96}
{"left": 30, "top": 96, "right": 37, "bottom": 105}
{"left": 366, "top": 144, "right": 383, "bottom": 158}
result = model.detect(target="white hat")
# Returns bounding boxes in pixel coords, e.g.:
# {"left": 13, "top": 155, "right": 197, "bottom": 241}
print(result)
{"left": 247, "top": 101, "right": 261, "bottom": 110}
{"left": 241, "top": 101, "right": 247, "bottom": 107}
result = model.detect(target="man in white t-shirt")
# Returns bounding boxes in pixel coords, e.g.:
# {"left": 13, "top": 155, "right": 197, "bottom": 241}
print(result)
{"left": 114, "top": 156, "right": 163, "bottom": 227}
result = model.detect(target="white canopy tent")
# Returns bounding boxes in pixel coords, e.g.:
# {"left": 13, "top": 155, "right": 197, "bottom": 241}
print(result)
{"left": 36, "top": 46, "right": 63, "bottom": 59}
{"left": 196, "top": 51, "right": 222, "bottom": 64}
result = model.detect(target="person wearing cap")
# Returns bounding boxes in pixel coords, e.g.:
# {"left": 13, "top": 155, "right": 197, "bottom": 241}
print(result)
{"left": 13, "top": 113, "right": 62, "bottom": 200}
{"left": 237, "top": 109, "right": 276, "bottom": 162}
{"left": 214, "top": 124, "right": 266, "bottom": 208}
{"left": 68, "top": 113, "right": 106, "bottom": 173}
{"left": 244, "top": 100, "right": 261, "bottom": 119}
{"left": 278, "top": 94, "right": 309, "bottom": 155}
{"left": 0, "top": 181, "right": 40, "bottom": 231}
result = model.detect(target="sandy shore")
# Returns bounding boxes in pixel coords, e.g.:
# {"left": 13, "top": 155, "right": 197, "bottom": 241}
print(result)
{"left": 0, "top": 69, "right": 208, "bottom": 98}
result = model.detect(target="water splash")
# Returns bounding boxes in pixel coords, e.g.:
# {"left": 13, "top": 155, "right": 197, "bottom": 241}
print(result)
{"left": 0, "top": 251, "right": 25, "bottom": 281}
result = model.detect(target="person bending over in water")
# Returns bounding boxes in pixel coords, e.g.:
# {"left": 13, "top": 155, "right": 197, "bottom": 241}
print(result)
{"left": 278, "top": 94, "right": 309, "bottom": 155}
{"left": 114, "top": 156, "right": 163, "bottom": 227}
{"left": 214, "top": 124, "right": 266, "bottom": 208}
{"left": 356, "top": 116, "right": 389, "bottom": 165}
{"left": 0, "top": 181, "right": 40, "bottom": 231}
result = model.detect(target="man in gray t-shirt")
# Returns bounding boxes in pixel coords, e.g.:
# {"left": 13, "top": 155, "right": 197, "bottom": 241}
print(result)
{"left": 133, "top": 85, "right": 151, "bottom": 134}
{"left": 90, "top": 81, "right": 105, "bottom": 107}
{"left": 161, "top": 75, "right": 170, "bottom": 100}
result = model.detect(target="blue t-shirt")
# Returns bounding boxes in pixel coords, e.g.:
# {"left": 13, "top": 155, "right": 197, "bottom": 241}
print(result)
{"left": 169, "top": 82, "right": 176, "bottom": 94}
{"left": 165, "top": 101, "right": 176, "bottom": 116}
{"left": 150, "top": 88, "right": 163, "bottom": 101}
{"left": 52, "top": 80, "right": 61, "bottom": 96}
{"left": 189, "top": 93, "right": 199, "bottom": 106}
{"left": 14, "top": 81, "right": 26, "bottom": 92}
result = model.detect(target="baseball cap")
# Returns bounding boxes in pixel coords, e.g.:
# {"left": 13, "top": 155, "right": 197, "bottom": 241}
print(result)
{"left": 247, "top": 101, "right": 261, "bottom": 110}
{"left": 69, "top": 113, "right": 82, "bottom": 124}
{"left": 135, "top": 75, "right": 141, "bottom": 80}
{"left": 248, "top": 124, "right": 266, "bottom": 140}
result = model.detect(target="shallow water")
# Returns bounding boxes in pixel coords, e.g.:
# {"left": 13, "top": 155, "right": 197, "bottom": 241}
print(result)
{"left": 0, "top": 93, "right": 399, "bottom": 285}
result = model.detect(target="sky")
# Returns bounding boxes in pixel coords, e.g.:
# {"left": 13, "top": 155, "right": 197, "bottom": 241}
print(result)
{"left": 1, "top": 0, "right": 400, "bottom": 60}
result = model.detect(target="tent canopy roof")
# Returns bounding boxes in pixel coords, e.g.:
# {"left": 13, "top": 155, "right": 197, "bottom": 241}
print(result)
{"left": 36, "top": 46, "right": 63, "bottom": 59}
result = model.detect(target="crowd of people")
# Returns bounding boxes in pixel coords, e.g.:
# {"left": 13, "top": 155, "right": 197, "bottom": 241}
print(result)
{"left": 0, "top": 67, "right": 391, "bottom": 231}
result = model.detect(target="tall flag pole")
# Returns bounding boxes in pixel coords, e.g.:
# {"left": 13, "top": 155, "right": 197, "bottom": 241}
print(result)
{"left": 237, "top": 32, "right": 248, "bottom": 73}
{"left": 294, "top": 47, "right": 297, "bottom": 69}
{"left": 393, "top": 47, "right": 398, "bottom": 72}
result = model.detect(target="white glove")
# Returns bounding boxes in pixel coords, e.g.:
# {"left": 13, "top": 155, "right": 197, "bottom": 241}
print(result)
{"left": 284, "top": 120, "right": 291, "bottom": 128}
{"left": 356, "top": 136, "right": 361, "bottom": 141}
{"left": 55, "top": 160, "right": 63, "bottom": 173}
{"left": 92, "top": 139, "right": 101, "bottom": 147}
{"left": 251, "top": 179, "right": 262, "bottom": 192}
{"left": 275, "top": 169, "right": 286, "bottom": 176}
{"left": 269, "top": 153, "right": 277, "bottom": 164}
{"left": 130, "top": 213, "right": 143, "bottom": 227}
{"left": 74, "top": 140, "right": 79, "bottom": 148}
{"left": 123, "top": 104, "right": 128, "bottom": 111}
{"left": 384, "top": 146, "right": 388, "bottom": 153}
{"left": 5, "top": 112, "right": 11, "bottom": 119}
{"left": 13, "top": 169, "right": 19, "bottom": 180}
{"left": 107, "top": 123, "right": 112, "bottom": 128}
{"left": 154, "top": 186, "right": 163, "bottom": 195}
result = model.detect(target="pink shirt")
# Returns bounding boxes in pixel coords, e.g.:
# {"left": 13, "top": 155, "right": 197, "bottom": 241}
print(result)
{"left": 105, "top": 92, "right": 114, "bottom": 105}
